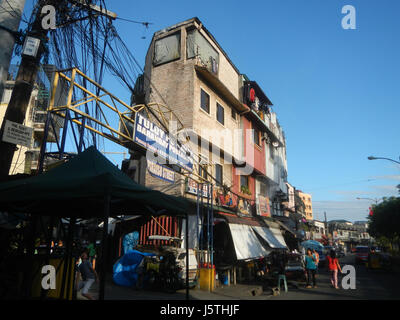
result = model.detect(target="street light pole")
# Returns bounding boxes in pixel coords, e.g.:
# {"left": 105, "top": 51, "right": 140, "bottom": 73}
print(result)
{"left": 367, "top": 156, "right": 400, "bottom": 165}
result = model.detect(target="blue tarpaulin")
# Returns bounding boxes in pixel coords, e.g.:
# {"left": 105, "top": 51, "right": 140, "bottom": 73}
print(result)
{"left": 113, "top": 249, "right": 156, "bottom": 287}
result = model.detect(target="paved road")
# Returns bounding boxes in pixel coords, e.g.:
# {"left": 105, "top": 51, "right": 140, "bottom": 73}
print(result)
{"left": 80, "top": 254, "right": 400, "bottom": 300}
{"left": 269, "top": 253, "right": 400, "bottom": 300}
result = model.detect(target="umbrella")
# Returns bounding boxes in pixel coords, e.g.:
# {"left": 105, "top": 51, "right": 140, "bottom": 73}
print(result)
{"left": 300, "top": 240, "right": 324, "bottom": 251}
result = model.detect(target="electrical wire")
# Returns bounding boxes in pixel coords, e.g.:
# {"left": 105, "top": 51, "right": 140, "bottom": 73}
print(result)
{"left": 115, "top": 16, "right": 152, "bottom": 27}
{"left": 25, "top": 0, "right": 230, "bottom": 200}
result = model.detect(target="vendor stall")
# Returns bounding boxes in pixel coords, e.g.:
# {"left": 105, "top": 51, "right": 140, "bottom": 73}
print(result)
{"left": 0, "top": 147, "right": 189, "bottom": 300}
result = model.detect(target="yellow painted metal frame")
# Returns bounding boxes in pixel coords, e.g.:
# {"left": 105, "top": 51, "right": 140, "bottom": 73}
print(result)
{"left": 48, "top": 67, "right": 208, "bottom": 183}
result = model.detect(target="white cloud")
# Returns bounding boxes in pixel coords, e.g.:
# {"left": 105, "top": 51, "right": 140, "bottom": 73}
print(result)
{"left": 372, "top": 185, "right": 398, "bottom": 192}
{"left": 330, "top": 190, "right": 375, "bottom": 196}
{"left": 312, "top": 200, "right": 370, "bottom": 222}
{"left": 370, "top": 175, "right": 400, "bottom": 181}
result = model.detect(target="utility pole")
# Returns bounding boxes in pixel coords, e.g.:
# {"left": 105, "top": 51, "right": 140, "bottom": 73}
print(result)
{"left": 0, "top": 0, "right": 116, "bottom": 177}
{"left": 0, "top": 0, "right": 54, "bottom": 177}
{"left": 0, "top": 0, "right": 26, "bottom": 101}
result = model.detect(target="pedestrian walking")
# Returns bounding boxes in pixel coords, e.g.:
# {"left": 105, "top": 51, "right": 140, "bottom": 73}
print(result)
{"left": 76, "top": 252, "right": 99, "bottom": 300}
{"left": 312, "top": 249, "right": 320, "bottom": 267}
{"left": 326, "top": 250, "right": 342, "bottom": 289}
{"left": 305, "top": 248, "right": 317, "bottom": 288}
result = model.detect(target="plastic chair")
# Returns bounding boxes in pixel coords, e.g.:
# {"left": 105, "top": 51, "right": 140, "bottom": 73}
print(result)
{"left": 278, "top": 274, "right": 288, "bottom": 293}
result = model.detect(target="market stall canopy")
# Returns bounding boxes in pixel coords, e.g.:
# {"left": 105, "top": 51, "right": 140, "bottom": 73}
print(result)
{"left": 228, "top": 223, "right": 270, "bottom": 260}
{"left": 0, "top": 147, "right": 188, "bottom": 218}
{"left": 252, "top": 226, "right": 288, "bottom": 250}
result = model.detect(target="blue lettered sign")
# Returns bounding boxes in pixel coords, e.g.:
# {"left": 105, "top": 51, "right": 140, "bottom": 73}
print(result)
{"left": 133, "top": 113, "right": 193, "bottom": 171}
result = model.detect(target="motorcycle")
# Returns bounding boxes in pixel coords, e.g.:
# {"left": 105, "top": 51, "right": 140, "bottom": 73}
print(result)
{"left": 144, "top": 252, "right": 181, "bottom": 293}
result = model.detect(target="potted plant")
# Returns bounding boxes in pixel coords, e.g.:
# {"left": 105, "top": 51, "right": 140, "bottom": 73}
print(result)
{"left": 240, "top": 185, "right": 252, "bottom": 196}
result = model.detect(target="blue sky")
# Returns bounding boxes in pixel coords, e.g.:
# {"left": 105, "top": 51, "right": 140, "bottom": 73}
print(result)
{"left": 108, "top": 0, "right": 400, "bottom": 222}
{"left": 16, "top": 0, "right": 400, "bottom": 222}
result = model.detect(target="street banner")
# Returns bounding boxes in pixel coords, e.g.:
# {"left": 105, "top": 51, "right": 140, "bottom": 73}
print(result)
{"left": 133, "top": 113, "right": 193, "bottom": 172}
{"left": 146, "top": 159, "right": 175, "bottom": 183}
{"left": 186, "top": 177, "right": 211, "bottom": 197}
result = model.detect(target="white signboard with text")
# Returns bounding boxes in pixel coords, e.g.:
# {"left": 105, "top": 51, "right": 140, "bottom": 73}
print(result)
{"left": 2, "top": 120, "right": 33, "bottom": 148}
{"left": 22, "top": 37, "right": 40, "bottom": 58}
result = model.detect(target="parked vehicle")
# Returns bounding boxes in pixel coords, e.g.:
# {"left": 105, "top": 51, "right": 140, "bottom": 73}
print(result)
{"left": 146, "top": 236, "right": 198, "bottom": 289}
{"left": 285, "top": 253, "right": 305, "bottom": 281}
{"left": 337, "top": 247, "right": 345, "bottom": 258}
{"left": 175, "top": 249, "right": 198, "bottom": 288}
{"left": 145, "top": 251, "right": 181, "bottom": 293}
{"left": 324, "top": 245, "right": 334, "bottom": 254}
{"left": 324, "top": 245, "right": 344, "bottom": 258}
{"left": 355, "top": 246, "right": 369, "bottom": 264}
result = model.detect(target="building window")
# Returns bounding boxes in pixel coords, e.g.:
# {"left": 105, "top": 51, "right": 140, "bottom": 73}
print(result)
{"left": 198, "top": 154, "right": 208, "bottom": 179}
{"left": 33, "top": 140, "right": 41, "bottom": 148}
{"left": 231, "top": 108, "right": 237, "bottom": 120}
{"left": 187, "top": 29, "right": 219, "bottom": 74}
{"left": 240, "top": 175, "right": 249, "bottom": 189}
{"left": 200, "top": 89, "right": 210, "bottom": 113}
{"left": 199, "top": 165, "right": 208, "bottom": 180}
{"left": 253, "top": 127, "right": 260, "bottom": 146}
{"left": 269, "top": 143, "right": 274, "bottom": 159}
{"left": 215, "top": 164, "right": 223, "bottom": 186}
{"left": 216, "top": 103, "right": 224, "bottom": 125}
{"left": 153, "top": 33, "right": 181, "bottom": 66}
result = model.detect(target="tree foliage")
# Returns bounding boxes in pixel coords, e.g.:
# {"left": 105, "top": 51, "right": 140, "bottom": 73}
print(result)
{"left": 367, "top": 197, "right": 400, "bottom": 244}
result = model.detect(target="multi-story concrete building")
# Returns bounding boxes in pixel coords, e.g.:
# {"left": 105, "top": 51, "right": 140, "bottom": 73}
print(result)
{"left": 328, "top": 220, "right": 371, "bottom": 250}
{"left": 296, "top": 190, "right": 313, "bottom": 220}
{"left": 135, "top": 18, "right": 247, "bottom": 203}
{"left": 134, "top": 18, "right": 290, "bottom": 220}
{"left": 0, "top": 64, "right": 64, "bottom": 175}
{"left": 309, "top": 220, "right": 326, "bottom": 241}
{"left": 263, "top": 109, "right": 288, "bottom": 217}
{"left": 127, "top": 18, "right": 293, "bottom": 276}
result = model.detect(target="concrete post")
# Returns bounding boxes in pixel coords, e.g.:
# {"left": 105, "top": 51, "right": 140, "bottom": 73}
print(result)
{"left": 0, "top": 0, "right": 26, "bottom": 101}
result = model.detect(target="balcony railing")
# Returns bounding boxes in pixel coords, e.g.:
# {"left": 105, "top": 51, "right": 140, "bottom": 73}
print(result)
{"left": 32, "top": 109, "right": 64, "bottom": 130}
{"left": 33, "top": 110, "right": 47, "bottom": 124}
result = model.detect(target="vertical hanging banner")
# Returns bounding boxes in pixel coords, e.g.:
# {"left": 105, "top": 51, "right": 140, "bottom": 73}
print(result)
{"left": 133, "top": 113, "right": 193, "bottom": 172}
{"left": 256, "top": 195, "right": 271, "bottom": 217}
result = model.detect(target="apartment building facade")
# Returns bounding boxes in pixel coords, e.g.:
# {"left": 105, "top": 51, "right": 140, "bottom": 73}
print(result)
{"left": 136, "top": 18, "right": 249, "bottom": 205}
{"left": 328, "top": 220, "right": 372, "bottom": 250}
{"left": 0, "top": 64, "right": 64, "bottom": 175}
{"left": 127, "top": 18, "right": 294, "bottom": 263}
{"left": 134, "top": 18, "right": 291, "bottom": 219}
{"left": 296, "top": 190, "right": 313, "bottom": 220}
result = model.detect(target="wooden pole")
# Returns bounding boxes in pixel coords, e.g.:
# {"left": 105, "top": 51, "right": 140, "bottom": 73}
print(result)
{"left": 186, "top": 212, "right": 189, "bottom": 300}
{"left": 99, "top": 193, "right": 110, "bottom": 300}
